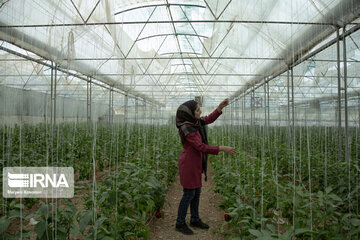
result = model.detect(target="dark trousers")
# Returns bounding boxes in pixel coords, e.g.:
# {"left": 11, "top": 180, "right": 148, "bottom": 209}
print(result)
{"left": 176, "top": 187, "right": 201, "bottom": 224}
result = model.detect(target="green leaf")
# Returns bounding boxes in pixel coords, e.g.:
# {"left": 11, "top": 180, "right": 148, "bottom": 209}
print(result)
{"left": 70, "top": 225, "right": 79, "bottom": 237}
{"left": 101, "top": 237, "right": 115, "bottom": 240}
{"left": 14, "top": 203, "right": 25, "bottom": 209}
{"left": 294, "top": 228, "right": 312, "bottom": 235}
{"left": 35, "top": 220, "right": 47, "bottom": 239}
{"left": 256, "top": 236, "right": 275, "bottom": 240}
{"left": 0, "top": 217, "right": 11, "bottom": 235}
{"left": 38, "top": 203, "right": 49, "bottom": 218}
{"left": 328, "top": 194, "right": 343, "bottom": 202}
{"left": 266, "top": 224, "right": 275, "bottom": 233}
{"left": 95, "top": 217, "right": 107, "bottom": 228}
{"left": 57, "top": 226, "right": 67, "bottom": 233}
{"left": 249, "top": 229, "right": 263, "bottom": 237}
{"left": 101, "top": 226, "right": 111, "bottom": 235}
{"left": 137, "top": 226, "right": 150, "bottom": 239}
{"left": 123, "top": 216, "right": 136, "bottom": 223}
{"left": 325, "top": 186, "right": 333, "bottom": 194}
{"left": 350, "top": 218, "right": 360, "bottom": 226}
{"left": 79, "top": 210, "right": 93, "bottom": 232}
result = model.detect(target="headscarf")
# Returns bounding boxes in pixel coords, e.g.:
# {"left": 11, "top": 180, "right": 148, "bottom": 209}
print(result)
{"left": 176, "top": 100, "right": 209, "bottom": 181}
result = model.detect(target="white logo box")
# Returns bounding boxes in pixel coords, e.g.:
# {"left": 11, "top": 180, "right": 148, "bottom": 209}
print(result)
{"left": 3, "top": 167, "right": 74, "bottom": 198}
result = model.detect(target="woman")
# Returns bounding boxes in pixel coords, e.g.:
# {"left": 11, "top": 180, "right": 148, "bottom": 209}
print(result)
{"left": 175, "top": 98, "right": 236, "bottom": 235}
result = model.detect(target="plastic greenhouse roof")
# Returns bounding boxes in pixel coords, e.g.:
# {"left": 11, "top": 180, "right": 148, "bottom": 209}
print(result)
{"left": 0, "top": 0, "right": 360, "bottom": 107}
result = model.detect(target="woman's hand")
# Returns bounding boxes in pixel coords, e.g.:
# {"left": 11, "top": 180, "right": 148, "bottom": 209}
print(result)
{"left": 217, "top": 98, "right": 229, "bottom": 113}
{"left": 219, "top": 146, "right": 236, "bottom": 155}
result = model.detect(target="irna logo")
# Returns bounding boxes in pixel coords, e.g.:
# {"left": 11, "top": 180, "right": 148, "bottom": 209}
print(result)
{"left": 3, "top": 167, "right": 74, "bottom": 198}
{"left": 8, "top": 173, "right": 69, "bottom": 188}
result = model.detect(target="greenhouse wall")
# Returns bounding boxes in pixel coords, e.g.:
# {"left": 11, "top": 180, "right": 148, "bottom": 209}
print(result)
{"left": 0, "top": 85, "right": 108, "bottom": 125}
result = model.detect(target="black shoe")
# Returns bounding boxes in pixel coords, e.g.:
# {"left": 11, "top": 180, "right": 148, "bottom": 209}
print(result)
{"left": 190, "top": 219, "right": 209, "bottom": 229}
{"left": 175, "top": 223, "right": 194, "bottom": 235}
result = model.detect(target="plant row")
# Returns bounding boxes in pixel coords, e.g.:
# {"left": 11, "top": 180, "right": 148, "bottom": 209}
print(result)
{"left": 210, "top": 125, "right": 360, "bottom": 239}
{"left": 0, "top": 123, "right": 179, "bottom": 239}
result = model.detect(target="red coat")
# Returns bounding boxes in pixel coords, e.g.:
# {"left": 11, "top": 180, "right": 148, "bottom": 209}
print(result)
{"left": 178, "top": 109, "right": 222, "bottom": 189}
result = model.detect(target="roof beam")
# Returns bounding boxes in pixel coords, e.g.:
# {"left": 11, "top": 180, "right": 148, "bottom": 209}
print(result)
{"left": 0, "top": 20, "right": 340, "bottom": 28}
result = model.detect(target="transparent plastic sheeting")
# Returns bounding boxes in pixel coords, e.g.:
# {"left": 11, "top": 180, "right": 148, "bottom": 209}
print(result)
{"left": 0, "top": 0, "right": 359, "bottom": 107}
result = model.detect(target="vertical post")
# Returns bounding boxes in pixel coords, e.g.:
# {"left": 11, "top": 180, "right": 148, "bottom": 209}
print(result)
{"left": 144, "top": 100, "right": 147, "bottom": 125}
{"left": 151, "top": 99, "right": 154, "bottom": 125}
{"left": 267, "top": 81, "right": 270, "bottom": 131}
{"left": 251, "top": 88, "right": 254, "bottom": 128}
{"left": 53, "top": 64, "right": 57, "bottom": 129}
{"left": 343, "top": 28, "right": 349, "bottom": 164}
{"left": 264, "top": 78, "right": 267, "bottom": 137}
{"left": 50, "top": 61, "right": 57, "bottom": 166}
{"left": 287, "top": 69, "right": 291, "bottom": 146}
{"left": 242, "top": 95, "right": 245, "bottom": 127}
{"left": 343, "top": 27, "right": 350, "bottom": 211}
{"left": 62, "top": 97, "right": 65, "bottom": 122}
{"left": 261, "top": 80, "right": 267, "bottom": 229}
{"left": 135, "top": 98, "right": 138, "bottom": 125}
{"left": 291, "top": 69, "right": 295, "bottom": 135}
{"left": 124, "top": 95, "right": 128, "bottom": 126}
{"left": 87, "top": 77, "right": 92, "bottom": 124}
{"left": 111, "top": 90, "right": 114, "bottom": 124}
{"left": 50, "top": 61, "right": 54, "bottom": 139}
{"left": 336, "top": 28, "right": 343, "bottom": 161}
{"left": 291, "top": 67, "right": 296, "bottom": 232}
{"left": 108, "top": 88, "right": 113, "bottom": 125}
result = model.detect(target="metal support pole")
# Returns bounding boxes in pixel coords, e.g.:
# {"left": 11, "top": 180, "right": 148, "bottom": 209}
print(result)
{"left": 49, "top": 62, "right": 57, "bottom": 165}
{"left": 124, "top": 95, "right": 128, "bottom": 126}
{"left": 336, "top": 28, "right": 343, "bottom": 161}
{"left": 287, "top": 69, "right": 291, "bottom": 145}
{"left": 291, "top": 67, "right": 297, "bottom": 232}
{"left": 144, "top": 100, "right": 147, "bottom": 125}
{"left": 108, "top": 88, "right": 112, "bottom": 125}
{"left": 135, "top": 98, "right": 138, "bottom": 125}
{"left": 62, "top": 96, "right": 65, "bottom": 121}
{"left": 236, "top": 99, "right": 240, "bottom": 131}
{"left": 343, "top": 27, "right": 350, "bottom": 211}
{"left": 49, "top": 61, "right": 54, "bottom": 166}
{"left": 54, "top": 64, "right": 57, "bottom": 129}
{"left": 50, "top": 62, "right": 53, "bottom": 134}
{"left": 291, "top": 69, "right": 295, "bottom": 131}
{"left": 242, "top": 95, "right": 245, "bottom": 150}
{"left": 242, "top": 95, "right": 245, "bottom": 127}
{"left": 251, "top": 88, "right": 254, "bottom": 128}
{"left": 267, "top": 81, "right": 270, "bottom": 130}
{"left": 230, "top": 101, "right": 233, "bottom": 127}
{"left": 264, "top": 79, "right": 267, "bottom": 137}
{"left": 151, "top": 101, "right": 154, "bottom": 125}
{"left": 87, "top": 77, "right": 92, "bottom": 123}
{"left": 111, "top": 90, "right": 114, "bottom": 124}
{"left": 343, "top": 28, "right": 349, "bottom": 164}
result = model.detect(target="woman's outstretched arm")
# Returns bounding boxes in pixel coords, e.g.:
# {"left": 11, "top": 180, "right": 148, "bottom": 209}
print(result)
{"left": 219, "top": 146, "right": 236, "bottom": 155}
{"left": 216, "top": 98, "right": 229, "bottom": 113}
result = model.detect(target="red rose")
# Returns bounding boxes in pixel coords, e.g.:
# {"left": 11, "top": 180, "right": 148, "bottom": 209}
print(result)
{"left": 296, "top": 180, "right": 299, "bottom": 185}
{"left": 265, "top": 212, "right": 268, "bottom": 217}
{"left": 224, "top": 214, "right": 231, "bottom": 222}
{"left": 155, "top": 211, "right": 161, "bottom": 218}
{"left": 290, "top": 169, "right": 294, "bottom": 173}
{"left": 302, "top": 188, "right": 305, "bottom": 192}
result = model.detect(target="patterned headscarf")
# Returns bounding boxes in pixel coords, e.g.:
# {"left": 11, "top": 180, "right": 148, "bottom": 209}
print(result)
{"left": 176, "top": 100, "right": 209, "bottom": 181}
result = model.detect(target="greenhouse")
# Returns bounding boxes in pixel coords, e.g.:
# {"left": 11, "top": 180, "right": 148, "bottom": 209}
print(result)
{"left": 0, "top": 0, "right": 359, "bottom": 239}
